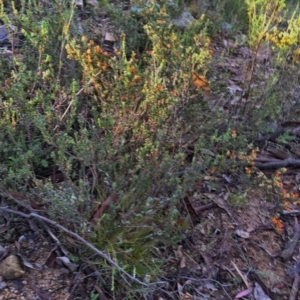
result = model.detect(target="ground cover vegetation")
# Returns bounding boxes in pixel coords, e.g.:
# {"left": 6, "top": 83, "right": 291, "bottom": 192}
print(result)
{"left": 0, "top": 0, "right": 300, "bottom": 299}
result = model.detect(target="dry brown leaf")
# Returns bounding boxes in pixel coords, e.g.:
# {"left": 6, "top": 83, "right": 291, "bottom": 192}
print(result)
{"left": 44, "top": 248, "right": 58, "bottom": 268}
{"left": 174, "top": 246, "right": 186, "bottom": 268}
{"left": 180, "top": 255, "right": 186, "bottom": 269}
{"left": 174, "top": 246, "right": 184, "bottom": 259}
{"left": 87, "top": 193, "right": 118, "bottom": 233}
{"left": 192, "top": 72, "right": 211, "bottom": 92}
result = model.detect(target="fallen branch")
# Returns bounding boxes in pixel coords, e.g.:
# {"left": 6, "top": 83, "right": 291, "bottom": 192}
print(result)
{"left": 254, "top": 158, "right": 300, "bottom": 169}
{"left": 0, "top": 206, "right": 166, "bottom": 288}
{"left": 194, "top": 202, "right": 217, "bottom": 213}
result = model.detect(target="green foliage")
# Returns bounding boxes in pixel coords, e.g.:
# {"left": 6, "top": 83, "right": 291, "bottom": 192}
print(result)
{"left": 246, "top": 0, "right": 286, "bottom": 50}
{"left": 0, "top": 0, "right": 211, "bottom": 296}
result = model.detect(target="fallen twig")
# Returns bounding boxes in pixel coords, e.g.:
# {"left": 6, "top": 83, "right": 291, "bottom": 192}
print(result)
{"left": 37, "top": 219, "right": 70, "bottom": 257}
{"left": 282, "top": 210, "right": 300, "bottom": 216}
{"left": 0, "top": 206, "right": 167, "bottom": 288}
{"left": 231, "top": 260, "right": 250, "bottom": 288}
{"left": 1, "top": 189, "right": 70, "bottom": 257}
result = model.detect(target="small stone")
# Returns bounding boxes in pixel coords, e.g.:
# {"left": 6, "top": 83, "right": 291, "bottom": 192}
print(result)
{"left": 0, "top": 255, "right": 25, "bottom": 280}
{"left": 0, "top": 281, "right": 7, "bottom": 290}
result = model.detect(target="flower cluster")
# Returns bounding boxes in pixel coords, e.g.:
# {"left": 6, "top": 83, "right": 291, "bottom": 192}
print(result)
{"left": 272, "top": 216, "right": 283, "bottom": 233}
{"left": 270, "top": 168, "right": 300, "bottom": 233}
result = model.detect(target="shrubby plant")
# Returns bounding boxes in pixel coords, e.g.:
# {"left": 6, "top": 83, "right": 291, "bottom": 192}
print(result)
{"left": 0, "top": 0, "right": 300, "bottom": 297}
{"left": 0, "top": 0, "right": 212, "bottom": 295}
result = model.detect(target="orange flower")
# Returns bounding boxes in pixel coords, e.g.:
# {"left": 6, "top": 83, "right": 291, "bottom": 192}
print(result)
{"left": 275, "top": 181, "right": 283, "bottom": 188}
{"left": 245, "top": 167, "right": 252, "bottom": 174}
{"left": 281, "top": 189, "right": 287, "bottom": 195}
{"left": 290, "top": 192, "right": 299, "bottom": 199}
{"left": 102, "top": 63, "right": 110, "bottom": 70}
{"left": 250, "top": 150, "right": 257, "bottom": 159}
{"left": 94, "top": 45, "right": 102, "bottom": 54}
{"left": 156, "top": 85, "right": 163, "bottom": 92}
{"left": 272, "top": 217, "right": 283, "bottom": 233}
{"left": 231, "top": 129, "right": 237, "bottom": 138}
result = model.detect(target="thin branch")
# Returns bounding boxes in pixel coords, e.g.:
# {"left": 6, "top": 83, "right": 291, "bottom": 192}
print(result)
{"left": 0, "top": 206, "right": 167, "bottom": 288}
